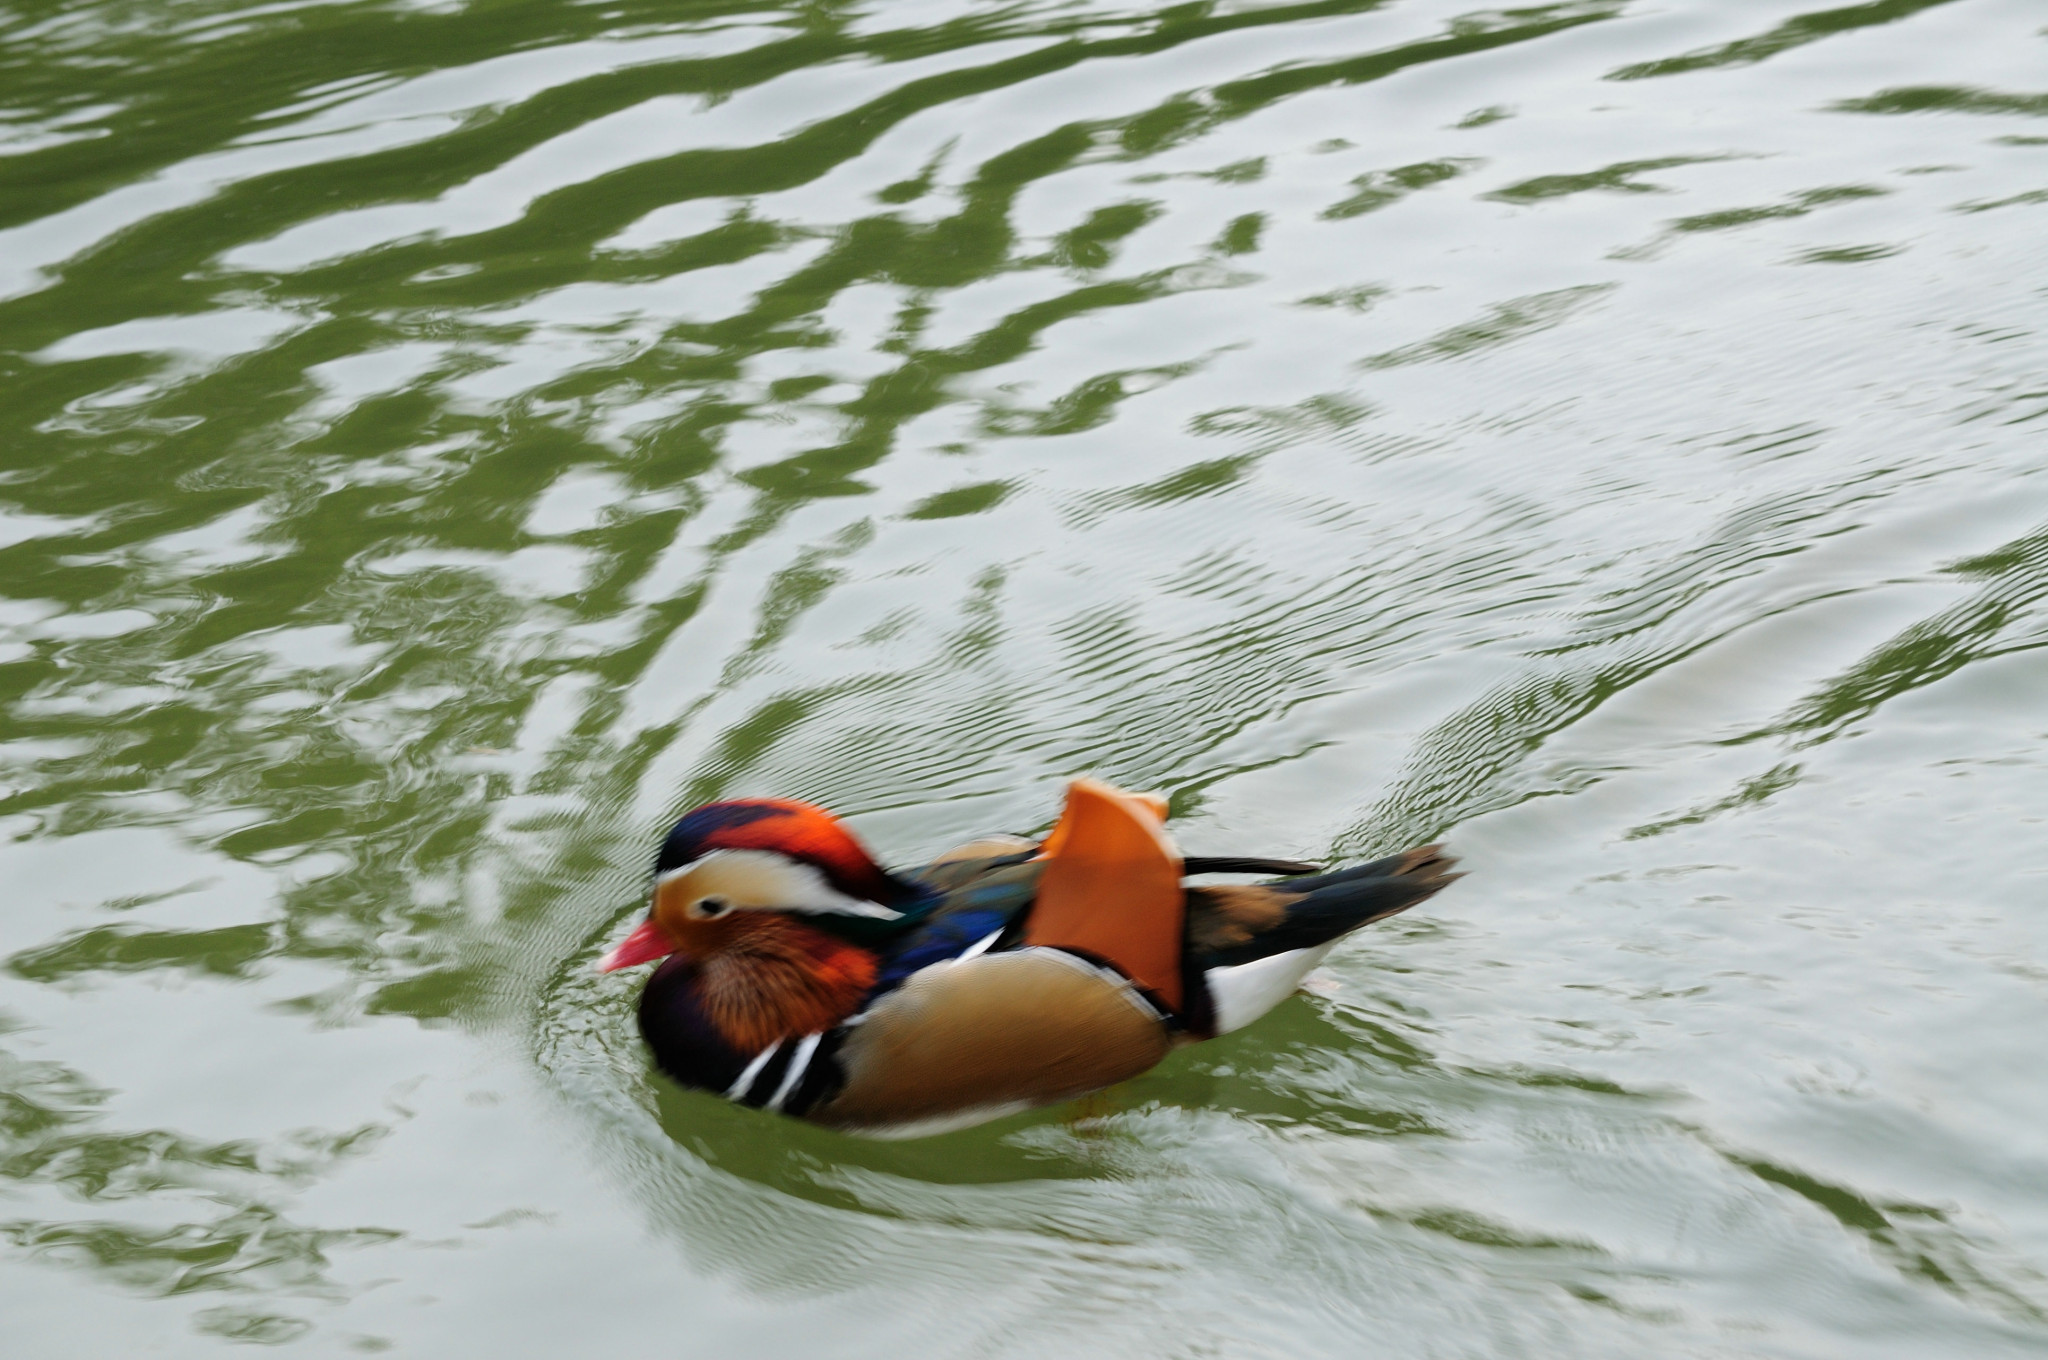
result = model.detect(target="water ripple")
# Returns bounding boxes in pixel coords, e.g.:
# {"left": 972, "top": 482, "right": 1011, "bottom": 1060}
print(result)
{"left": 5, "top": 0, "right": 2048, "bottom": 1352}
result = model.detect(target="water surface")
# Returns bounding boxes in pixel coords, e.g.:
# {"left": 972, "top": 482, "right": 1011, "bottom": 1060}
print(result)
{"left": 3, "top": 0, "right": 2047, "bottom": 1353}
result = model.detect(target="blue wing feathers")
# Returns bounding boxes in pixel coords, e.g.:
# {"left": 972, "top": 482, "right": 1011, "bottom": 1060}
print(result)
{"left": 869, "top": 907, "right": 1013, "bottom": 995}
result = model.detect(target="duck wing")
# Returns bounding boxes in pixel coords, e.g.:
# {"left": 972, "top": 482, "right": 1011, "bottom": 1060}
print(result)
{"left": 886, "top": 779, "right": 1192, "bottom": 1012}
{"left": 808, "top": 946, "right": 1171, "bottom": 1137}
{"left": 867, "top": 853, "right": 1041, "bottom": 999}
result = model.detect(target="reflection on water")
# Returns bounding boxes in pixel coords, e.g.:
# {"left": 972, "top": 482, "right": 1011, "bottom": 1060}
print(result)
{"left": 4, "top": 0, "right": 2048, "bottom": 1351}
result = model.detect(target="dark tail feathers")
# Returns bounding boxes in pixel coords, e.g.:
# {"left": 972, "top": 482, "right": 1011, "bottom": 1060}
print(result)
{"left": 1188, "top": 844, "right": 1460, "bottom": 970}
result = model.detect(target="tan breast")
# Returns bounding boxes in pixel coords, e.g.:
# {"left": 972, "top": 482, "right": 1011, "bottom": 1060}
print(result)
{"left": 810, "top": 947, "right": 1171, "bottom": 1135}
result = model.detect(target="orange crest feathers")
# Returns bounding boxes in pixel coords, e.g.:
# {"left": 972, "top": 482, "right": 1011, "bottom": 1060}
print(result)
{"left": 657, "top": 798, "right": 902, "bottom": 905}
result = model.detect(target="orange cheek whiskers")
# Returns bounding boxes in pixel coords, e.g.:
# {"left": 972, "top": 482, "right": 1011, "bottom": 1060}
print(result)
{"left": 692, "top": 915, "right": 878, "bottom": 1053}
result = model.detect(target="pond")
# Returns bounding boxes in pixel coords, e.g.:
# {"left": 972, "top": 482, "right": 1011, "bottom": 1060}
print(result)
{"left": 2, "top": 0, "right": 2046, "bottom": 1353}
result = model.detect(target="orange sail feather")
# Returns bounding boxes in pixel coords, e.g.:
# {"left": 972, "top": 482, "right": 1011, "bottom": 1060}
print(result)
{"left": 1024, "top": 778, "right": 1185, "bottom": 1011}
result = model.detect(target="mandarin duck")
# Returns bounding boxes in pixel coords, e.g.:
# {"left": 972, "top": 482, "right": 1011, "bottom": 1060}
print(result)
{"left": 599, "top": 778, "right": 1458, "bottom": 1138}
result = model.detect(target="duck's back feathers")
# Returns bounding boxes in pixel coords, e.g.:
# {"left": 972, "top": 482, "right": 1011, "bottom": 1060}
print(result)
{"left": 869, "top": 853, "right": 1039, "bottom": 997}
{"left": 1182, "top": 855, "right": 1321, "bottom": 876}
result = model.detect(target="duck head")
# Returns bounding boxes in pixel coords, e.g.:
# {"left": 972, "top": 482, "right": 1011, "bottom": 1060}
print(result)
{"left": 597, "top": 798, "right": 927, "bottom": 975}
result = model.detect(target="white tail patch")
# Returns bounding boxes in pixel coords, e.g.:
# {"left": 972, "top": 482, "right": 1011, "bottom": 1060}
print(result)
{"left": 1204, "top": 940, "right": 1341, "bottom": 1034}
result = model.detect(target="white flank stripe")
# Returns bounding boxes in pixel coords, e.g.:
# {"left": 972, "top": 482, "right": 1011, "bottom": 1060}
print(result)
{"left": 765, "top": 1032, "right": 822, "bottom": 1112}
{"left": 724, "top": 1040, "right": 783, "bottom": 1100}
{"left": 956, "top": 928, "right": 1003, "bottom": 962}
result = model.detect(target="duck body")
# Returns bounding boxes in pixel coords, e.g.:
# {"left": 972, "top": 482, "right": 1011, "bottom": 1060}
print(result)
{"left": 602, "top": 780, "right": 1457, "bottom": 1138}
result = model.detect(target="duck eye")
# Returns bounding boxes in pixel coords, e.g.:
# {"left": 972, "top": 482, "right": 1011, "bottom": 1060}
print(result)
{"left": 692, "top": 896, "right": 732, "bottom": 920}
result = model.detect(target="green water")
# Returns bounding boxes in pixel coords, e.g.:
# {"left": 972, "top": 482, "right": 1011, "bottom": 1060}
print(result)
{"left": 3, "top": 0, "right": 2047, "bottom": 1352}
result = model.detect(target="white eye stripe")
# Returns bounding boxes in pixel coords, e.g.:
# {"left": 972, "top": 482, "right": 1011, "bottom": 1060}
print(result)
{"left": 656, "top": 849, "right": 903, "bottom": 919}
